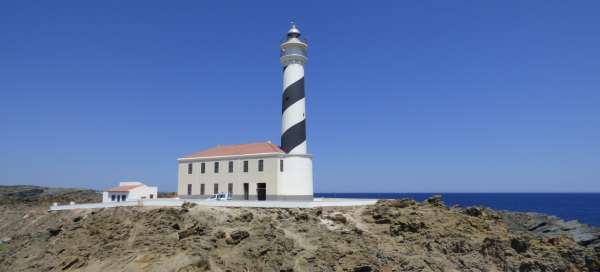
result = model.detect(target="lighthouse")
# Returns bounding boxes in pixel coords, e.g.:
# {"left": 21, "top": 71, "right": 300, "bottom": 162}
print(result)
{"left": 176, "top": 23, "right": 313, "bottom": 201}
{"left": 277, "top": 23, "right": 313, "bottom": 200}
{"left": 280, "top": 23, "right": 308, "bottom": 154}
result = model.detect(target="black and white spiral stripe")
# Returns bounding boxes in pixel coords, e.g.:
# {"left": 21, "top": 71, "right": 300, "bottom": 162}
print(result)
{"left": 281, "top": 64, "right": 307, "bottom": 154}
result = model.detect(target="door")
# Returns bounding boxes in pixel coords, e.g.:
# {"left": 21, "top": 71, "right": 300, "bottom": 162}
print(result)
{"left": 256, "top": 183, "right": 266, "bottom": 201}
{"left": 243, "top": 183, "right": 249, "bottom": 200}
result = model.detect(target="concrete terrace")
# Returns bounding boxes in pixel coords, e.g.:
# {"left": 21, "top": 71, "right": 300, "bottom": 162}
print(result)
{"left": 48, "top": 198, "right": 378, "bottom": 211}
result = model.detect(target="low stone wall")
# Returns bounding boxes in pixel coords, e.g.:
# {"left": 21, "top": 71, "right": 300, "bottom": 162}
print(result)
{"left": 49, "top": 199, "right": 184, "bottom": 211}
{"left": 49, "top": 198, "right": 378, "bottom": 210}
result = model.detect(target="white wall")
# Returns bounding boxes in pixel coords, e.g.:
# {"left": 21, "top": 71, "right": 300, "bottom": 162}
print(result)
{"left": 178, "top": 155, "right": 279, "bottom": 198}
{"left": 129, "top": 186, "right": 158, "bottom": 200}
{"left": 277, "top": 155, "right": 313, "bottom": 197}
{"left": 102, "top": 183, "right": 158, "bottom": 203}
{"left": 103, "top": 192, "right": 129, "bottom": 203}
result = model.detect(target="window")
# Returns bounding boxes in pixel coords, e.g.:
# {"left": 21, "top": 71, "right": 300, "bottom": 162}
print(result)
{"left": 228, "top": 183, "right": 233, "bottom": 195}
{"left": 187, "top": 163, "right": 193, "bottom": 174}
{"left": 111, "top": 195, "right": 116, "bottom": 201}
{"left": 187, "top": 184, "right": 192, "bottom": 195}
{"left": 214, "top": 183, "right": 219, "bottom": 194}
{"left": 214, "top": 162, "right": 219, "bottom": 173}
{"left": 243, "top": 183, "right": 249, "bottom": 200}
{"left": 243, "top": 161, "right": 248, "bottom": 172}
{"left": 122, "top": 195, "right": 127, "bottom": 201}
{"left": 201, "top": 162, "right": 205, "bottom": 174}
{"left": 280, "top": 159, "right": 284, "bottom": 172}
{"left": 258, "top": 159, "right": 264, "bottom": 172}
{"left": 200, "top": 184, "right": 205, "bottom": 195}
{"left": 228, "top": 161, "right": 234, "bottom": 173}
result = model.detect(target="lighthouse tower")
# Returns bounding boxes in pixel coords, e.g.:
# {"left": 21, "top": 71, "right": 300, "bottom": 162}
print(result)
{"left": 280, "top": 23, "right": 308, "bottom": 154}
{"left": 277, "top": 23, "right": 313, "bottom": 200}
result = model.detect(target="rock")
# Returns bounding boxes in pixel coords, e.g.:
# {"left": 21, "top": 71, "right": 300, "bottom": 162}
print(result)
{"left": 390, "top": 220, "right": 426, "bottom": 236}
{"left": 499, "top": 211, "right": 600, "bottom": 248}
{"left": 353, "top": 264, "right": 373, "bottom": 272}
{"left": 518, "top": 260, "right": 547, "bottom": 272}
{"left": 511, "top": 237, "right": 529, "bottom": 253}
{"left": 47, "top": 227, "right": 61, "bottom": 236}
{"left": 313, "top": 208, "right": 323, "bottom": 217}
{"left": 177, "top": 258, "right": 211, "bottom": 272}
{"left": 295, "top": 213, "right": 309, "bottom": 221}
{"left": 328, "top": 213, "right": 347, "bottom": 224}
{"left": 585, "top": 255, "right": 600, "bottom": 271}
{"left": 214, "top": 230, "right": 226, "bottom": 239}
{"left": 238, "top": 212, "right": 253, "bottom": 222}
{"left": 226, "top": 230, "right": 249, "bottom": 245}
{"left": 448, "top": 240, "right": 471, "bottom": 253}
{"left": 178, "top": 225, "right": 206, "bottom": 240}
{"left": 464, "top": 207, "right": 484, "bottom": 217}
{"left": 389, "top": 198, "right": 416, "bottom": 208}
{"left": 375, "top": 218, "right": 391, "bottom": 224}
{"left": 480, "top": 238, "right": 506, "bottom": 259}
{"left": 371, "top": 210, "right": 391, "bottom": 224}
{"left": 72, "top": 216, "right": 82, "bottom": 223}
{"left": 426, "top": 195, "right": 444, "bottom": 206}
{"left": 181, "top": 202, "right": 197, "bottom": 209}
{"left": 3, "top": 184, "right": 600, "bottom": 272}
{"left": 61, "top": 257, "right": 80, "bottom": 270}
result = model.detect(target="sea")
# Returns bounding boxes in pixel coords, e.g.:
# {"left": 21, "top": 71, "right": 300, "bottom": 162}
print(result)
{"left": 314, "top": 193, "right": 600, "bottom": 226}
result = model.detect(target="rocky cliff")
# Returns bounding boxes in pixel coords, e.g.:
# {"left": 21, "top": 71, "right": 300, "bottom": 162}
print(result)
{"left": 0, "top": 187, "right": 598, "bottom": 271}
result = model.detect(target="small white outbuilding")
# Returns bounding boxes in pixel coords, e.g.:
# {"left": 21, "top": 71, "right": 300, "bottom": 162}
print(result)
{"left": 102, "top": 181, "right": 158, "bottom": 203}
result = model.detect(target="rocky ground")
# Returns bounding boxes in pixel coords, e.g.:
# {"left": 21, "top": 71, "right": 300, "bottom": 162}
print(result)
{"left": 0, "top": 186, "right": 599, "bottom": 271}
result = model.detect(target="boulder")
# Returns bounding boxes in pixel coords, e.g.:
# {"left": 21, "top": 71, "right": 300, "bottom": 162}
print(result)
{"left": 464, "top": 207, "right": 484, "bottom": 217}
{"left": 426, "top": 195, "right": 444, "bottom": 207}
{"left": 178, "top": 225, "right": 206, "bottom": 240}
{"left": 213, "top": 230, "right": 226, "bottom": 239}
{"left": 353, "top": 264, "right": 373, "bottom": 272}
{"left": 390, "top": 220, "right": 426, "bottom": 236}
{"left": 510, "top": 237, "right": 529, "bottom": 253}
{"left": 480, "top": 237, "right": 506, "bottom": 260}
{"left": 518, "top": 261, "right": 547, "bottom": 272}
{"left": 181, "top": 202, "right": 197, "bottom": 209}
{"left": 328, "top": 213, "right": 347, "bottom": 224}
{"left": 226, "top": 230, "right": 250, "bottom": 245}
{"left": 389, "top": 198, "right": 416, "bottom": 208}
{"left": 47, "top": 227, "right": 61, "bottom": 237}
{"left": 238, "top": 211, "right": 253, "bottom": 222}
{"left": 295, "top": 213, "right": 310, "bottom": 221}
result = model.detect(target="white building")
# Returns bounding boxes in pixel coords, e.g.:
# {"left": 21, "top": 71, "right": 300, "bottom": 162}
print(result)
{"left": 177, "top": 142, "right": 312, "bottom": 201}
{"left": 177, "top": 24, "right": 313, "bottom": 201}
{"left": 102, "top": 182, "right": 158, "bottom": 203}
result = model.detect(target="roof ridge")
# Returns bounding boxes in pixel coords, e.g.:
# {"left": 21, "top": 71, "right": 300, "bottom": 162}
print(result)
{"left": 183, "top": 141, "right": 284, "bottom": 159}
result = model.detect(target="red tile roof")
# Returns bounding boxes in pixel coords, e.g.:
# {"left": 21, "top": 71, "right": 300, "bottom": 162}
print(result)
{"left": 107, "top": 184, "right": 143, "bottom": 192}
{"left": 182, "top": 142, "right": 284, "bottom": 159}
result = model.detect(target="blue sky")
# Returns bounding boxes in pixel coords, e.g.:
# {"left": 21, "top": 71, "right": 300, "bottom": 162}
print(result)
{"left": 1, "top": 1, "right": 599, "bottom": 192}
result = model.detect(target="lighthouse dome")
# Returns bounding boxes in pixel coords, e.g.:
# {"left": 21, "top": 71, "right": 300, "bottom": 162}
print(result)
{"left": 287, "top": 23, "right": 301, "bottom": 37}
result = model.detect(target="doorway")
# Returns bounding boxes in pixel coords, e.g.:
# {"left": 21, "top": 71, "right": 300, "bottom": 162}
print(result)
{"left": 243, "top": 183, "right": 249, "bottom": 200}
{"left": 256, "top": 183, "right": 266, "bottom": 201}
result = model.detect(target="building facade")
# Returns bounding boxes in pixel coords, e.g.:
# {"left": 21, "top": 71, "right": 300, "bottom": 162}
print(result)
{"left": 177, "top": 24, "right": 313, "bottom": 201}
{"left": 177, "top": 142, "right": 312, "bottom": 200}
{"left": 102, "top": 181, "right": 158, "bottom": 203}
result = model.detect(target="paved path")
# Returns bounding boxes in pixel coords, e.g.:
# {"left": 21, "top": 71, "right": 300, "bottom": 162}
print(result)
{"left": 49, "top": 198, "right": 378, "bottom": 211}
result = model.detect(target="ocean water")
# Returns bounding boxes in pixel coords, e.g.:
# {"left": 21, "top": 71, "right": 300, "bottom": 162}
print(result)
{"left": 314, "top": 193, "right": 600, "bottom": 226}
